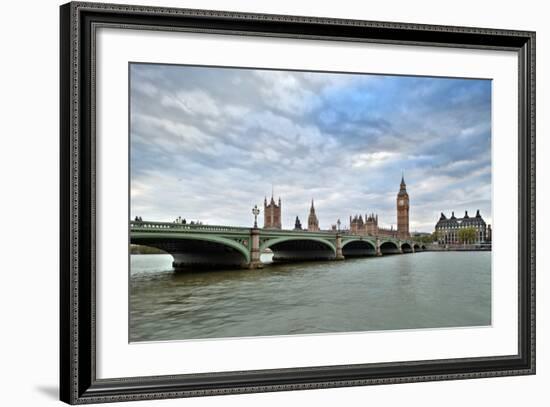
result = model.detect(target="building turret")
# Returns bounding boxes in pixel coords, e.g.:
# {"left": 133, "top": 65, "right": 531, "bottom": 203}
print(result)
{"left": 263, "top": 191, "right": 281, "bottom": 229}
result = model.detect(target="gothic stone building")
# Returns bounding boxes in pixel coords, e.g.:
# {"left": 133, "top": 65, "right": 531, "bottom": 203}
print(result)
{"left": 349, "top": 213, "right": 380, "bottom": 235}
{"left": 349, "top": 176, "right": 410, "bottom": 239}
{"left": 435, "top": 210, "right": 489, "bottom": 244}
{"left": 307, "top": 199, "right": 320, "bottom": 231}
{"left": 263, "top": 194, "right": 281, "bottom": 229}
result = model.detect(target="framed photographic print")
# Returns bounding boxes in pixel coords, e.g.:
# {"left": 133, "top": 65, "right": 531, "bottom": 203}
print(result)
{"left": 60, "top": 1, "right": 535, "bottom": 404}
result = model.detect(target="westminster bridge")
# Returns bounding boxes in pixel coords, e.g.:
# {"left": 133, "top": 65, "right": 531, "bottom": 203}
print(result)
{"left": 130, "top": 221, "right": 426, "bottom": 269}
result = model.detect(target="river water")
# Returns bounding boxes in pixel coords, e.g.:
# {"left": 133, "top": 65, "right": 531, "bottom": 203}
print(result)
{"left": 130, "top": 251, "right": 491, "bottom": 342}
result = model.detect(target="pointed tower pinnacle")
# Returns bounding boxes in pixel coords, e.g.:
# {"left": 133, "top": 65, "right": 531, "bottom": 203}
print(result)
{"left": 308, "top": 198, "right": 320, "bottom": 231}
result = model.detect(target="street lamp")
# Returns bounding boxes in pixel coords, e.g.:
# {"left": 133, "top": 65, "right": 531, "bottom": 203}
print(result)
{"left": 337, "top": 218, "right": 341, "bottom": 231}
{"left": 252, "top": 205, "right": 260, "bottom": 228}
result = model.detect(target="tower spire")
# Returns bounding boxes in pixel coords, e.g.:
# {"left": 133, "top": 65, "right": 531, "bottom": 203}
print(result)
{"left": 308, "top": 199, "right": 319, "bottom": 231}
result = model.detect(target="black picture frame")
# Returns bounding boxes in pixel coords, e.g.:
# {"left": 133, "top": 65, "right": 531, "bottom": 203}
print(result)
{"left": 60, "top": 1, "right": 536, "bottom": 404}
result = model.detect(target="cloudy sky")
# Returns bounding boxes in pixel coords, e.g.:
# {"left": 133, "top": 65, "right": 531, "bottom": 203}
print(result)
{"left": 130, "top": 63, "right": 492, "bottom": 233}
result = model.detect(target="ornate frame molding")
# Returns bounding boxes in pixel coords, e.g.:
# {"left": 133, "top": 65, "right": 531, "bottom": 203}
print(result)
{"left": 60, "top": 2, "right": 535, "bottom": 404}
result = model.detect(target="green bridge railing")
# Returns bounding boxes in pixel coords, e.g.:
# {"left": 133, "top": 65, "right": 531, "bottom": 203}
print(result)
{"left": 129, "top": 220, "right": 415, "bottom": 242}
{"left": 130, "top": 220, "right": 251, "bottom": 233}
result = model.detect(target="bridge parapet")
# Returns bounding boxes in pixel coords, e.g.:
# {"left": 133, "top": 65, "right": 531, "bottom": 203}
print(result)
{"left": 130, "top": 220, "right": 250, "bottom": 233}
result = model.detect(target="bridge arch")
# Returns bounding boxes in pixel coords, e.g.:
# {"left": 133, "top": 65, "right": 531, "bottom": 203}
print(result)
{"left": 341, "top": 239, "right": 376, "bottom": 257}
{"left": 413, "top": 243, "right": 421, "bottom": 251}
{"left": 401, "top": 242, "right": 413, "bottom": 253}
{"left": 261, "top": 236, "right": 336, "bottom": 262}
{"left": 379, "top": 240, "right": 400, "bottom": 255}
{"left": 131, "top": 233, "right": 250, "bottom": 268}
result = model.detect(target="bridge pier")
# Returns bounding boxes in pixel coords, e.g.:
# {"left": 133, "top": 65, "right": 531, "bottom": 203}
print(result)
{"left": 248, "top": 228, "right": 263, "bottom": 269}
{"left": 375, "top": 238, "right": 382, "bottom": 256}
{"left": 335, "top": 234, "right": 345, "bottom": 260}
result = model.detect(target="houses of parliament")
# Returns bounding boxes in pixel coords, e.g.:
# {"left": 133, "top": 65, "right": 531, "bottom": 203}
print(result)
{"left": 264, "top": 176, "right": 410, "bottom": 239}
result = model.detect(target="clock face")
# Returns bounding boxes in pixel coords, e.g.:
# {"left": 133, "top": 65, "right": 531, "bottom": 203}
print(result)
{"left": 399, "top": 199, "right": 404, "bottom": 206}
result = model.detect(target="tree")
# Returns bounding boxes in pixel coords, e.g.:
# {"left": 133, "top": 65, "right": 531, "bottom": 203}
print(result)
{"left": 458, "top": 227, "right": 477, "bottom": 244}
{"left": 412, "top": 233, "right": 438, "bottom": 244}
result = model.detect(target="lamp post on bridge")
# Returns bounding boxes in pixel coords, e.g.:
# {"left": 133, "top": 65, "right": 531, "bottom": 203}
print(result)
{"left": 249, "top": 205, "right": 263, "bottom": 269}
{"left": 252, "top": 205, "right": 260, "bottom": 229}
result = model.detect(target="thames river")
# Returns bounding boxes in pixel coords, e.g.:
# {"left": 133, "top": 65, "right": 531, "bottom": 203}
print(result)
{"left": 130, "top": 251, "right": 491, "bottom": 342}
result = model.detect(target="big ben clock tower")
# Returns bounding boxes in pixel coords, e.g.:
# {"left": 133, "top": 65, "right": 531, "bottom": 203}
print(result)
{"left": 397, "top": 175, "right": 410, "bottom": 239}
